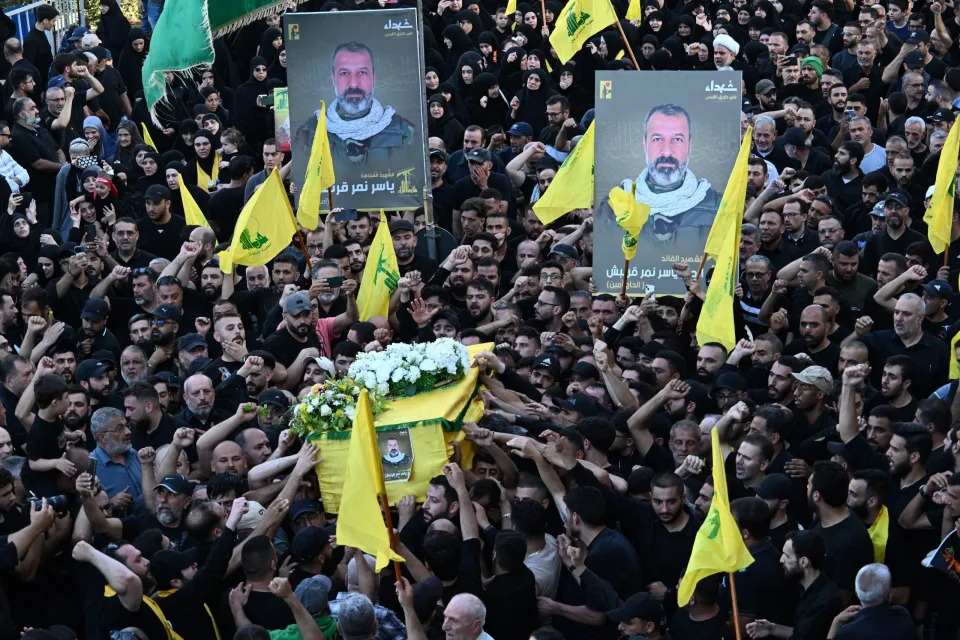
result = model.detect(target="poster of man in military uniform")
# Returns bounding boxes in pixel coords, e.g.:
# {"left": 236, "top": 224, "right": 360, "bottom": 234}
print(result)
{"left": 286, "top": 8, "right": 427, "bottom": 211}
{"left": 593, "top": 71, "right": 742, "bottom": 295}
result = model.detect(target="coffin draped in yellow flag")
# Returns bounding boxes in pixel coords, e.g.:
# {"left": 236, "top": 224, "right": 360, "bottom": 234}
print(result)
{"left": 695, "top": 126, "right": 753, "bottom": 352}
{"left": 532, "top": 121, "right": 595, "bottom": 224}
{"left": 676, "top": 428, "right": 754, "bottom": 605}
{"left": 297, "top": 100, "right": 336, "bottom": 231}
{"left": 218, "top": 169, "right": 297, "bottom": 274}
{"left": 335, "top": 389, "right": 405, "bottom": 572}
{"left": 924, "top": 120, "right": 960, "bottom": 255}
{"left": 608, "top": 182, "right": 650, "bottom": 260}
{"left": 550, "top": 0, "right": 618, "bottom": 64}
{"left": 177, "top": 174, "right": 210, "bottom": 228}
{"left": 356, "top": 214, "right": 400, "bottom": 320}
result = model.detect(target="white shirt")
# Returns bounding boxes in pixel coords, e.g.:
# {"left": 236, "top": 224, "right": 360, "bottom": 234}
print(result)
{"left": 0, "top": 150, "right": 28, "bottom": 192}
{"left": 860, "top": 143, "right": 887, "bottom": 175}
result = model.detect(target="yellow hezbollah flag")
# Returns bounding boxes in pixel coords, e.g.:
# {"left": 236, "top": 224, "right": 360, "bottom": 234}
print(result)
{"left": 356, "top": 213, "right": 399, "bottom": 320}
{"left": 533, "top": 121, "right": 595, "bottom": 224}
{"left": 626, "top": 0, "right": 641, "bottom": 21}
{"left": 608, "top": 183, "right": 650, "bottom": 260}
{"left": 506, "top": 0, "right": 517, "bottom": 20}
{"left": 219, "top": 169, "right": 296, "bottom": 274}
{"left": 335, "top": 389, "right": 405, "bottom": 572}
{"left": 297, "top": 100, "right": 336, "bottom": 230}
{"left": 550, "top": 0, "right": 618, "bottom": 63}
{"left": 141, "top": 122, "right": 157, "bottom": 151}
{"left": 177, "top": 173, "right": 210, "bottom": 228}
{"left": 924, "top": 120, "right": 960, "bottom": 254}
{"left": 704, "top": 126, "right": 752, "bottom": 257}
{"left": 677, "top": 428, "right": 754, "bottom": 605}
{"left": 867, "top": 505, "right": 889, "bottom": 563}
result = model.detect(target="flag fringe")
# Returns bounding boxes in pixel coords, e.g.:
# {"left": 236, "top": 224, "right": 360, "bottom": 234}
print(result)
{"left": 211, "top": 0, "right": 309, "bottom": 37}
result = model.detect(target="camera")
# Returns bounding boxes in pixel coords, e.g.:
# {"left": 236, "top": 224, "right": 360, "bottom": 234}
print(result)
{"left": 30, "top": 495, "right": 68, "bottom": 515}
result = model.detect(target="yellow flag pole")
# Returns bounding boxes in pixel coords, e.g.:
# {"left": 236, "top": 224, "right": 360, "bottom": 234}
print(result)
{"left": 610, "top": 0, "right": 641, "bottom": 70}
{"left": 729, "top": 572, "right": 743, "bottom": 640}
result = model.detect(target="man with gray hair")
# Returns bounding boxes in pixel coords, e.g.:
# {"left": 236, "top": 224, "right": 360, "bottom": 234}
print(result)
{"left": 742, "top": 254, "right": 774, "bottom": 333}
{"left": 89, "top": 406, "right": 142, "bottom": 499}
{"left": 826, "top": 563, "right": 913, "bottom": 638}
{"left": 9, "top": 95, "right": 64, "bottom": 223}
{"left": 442, "top": 593, "right": 492, "bottom": 640}
{"left": 329, "top": 552, "right": 406, "bottom": 639}
{"left": 336, "top": 593, "right": 379, "bottom": 640}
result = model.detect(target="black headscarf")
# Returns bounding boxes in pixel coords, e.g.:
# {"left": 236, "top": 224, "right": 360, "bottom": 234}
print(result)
{"left": 513, "top": 68, "right": 555, "bottom": 134}
{"left": 258, "top": 27, "right": 283, "bottom": 66}
{"left": 232, "top": 57, "right": 271, "bottom": 147}
{"left": 116, "top": 28, "right": 147, "bottom": 99}
{"left": 268, "top": 45, "right": 287, "bottom": 84}
{"left": 95, "top": 0, "right": 131, "bottom": 60}
{"left": 437, "top": 80, "right": 470, "bottom": 126}
{"left": 442, "top": 24, "right": 475, "bottom": 78}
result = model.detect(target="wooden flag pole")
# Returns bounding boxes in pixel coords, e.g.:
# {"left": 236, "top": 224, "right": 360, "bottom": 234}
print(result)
{"left": 379, "top": 493, "right": 404, "bottom": 582}
{"left": 283, "top": 204, "right": 313, "bottom": 274}
{"left": 327, "top": 187, "right": 335, "bottom": 213}
{"left": 612, "top": 12, "right": 641, "bottom": 70}
{"left": 729, "top": 572, "right": 743, "bottom": 640}
{"left": 619, "top": 258, "right": 630, "bottom": 299}
{"left": 540, "top": 0, "right": 548, "bottom": 31}
{"left": 695, "top": 252, "right": 709, "bottom": 281}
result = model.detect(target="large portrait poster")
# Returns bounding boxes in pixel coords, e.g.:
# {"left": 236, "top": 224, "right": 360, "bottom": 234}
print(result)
{"left": 285, "top": 9, "right": 427, "bottom": 211}
{"left": 593, "top": 71, "right": 742, "bottom": 295}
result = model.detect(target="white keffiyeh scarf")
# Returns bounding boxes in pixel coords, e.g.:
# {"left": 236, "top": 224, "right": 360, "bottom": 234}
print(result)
{"left": 324, "top": 99, "right": 396, "bottom": 142}
{"left": 627, "top": 169, "right": 712, "bottom": 220}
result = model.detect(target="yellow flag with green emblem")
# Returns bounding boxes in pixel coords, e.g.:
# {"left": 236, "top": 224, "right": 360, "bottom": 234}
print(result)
{"left": 705, "top": 126, "right": 753, "bottom": 257}
{"left": 608, "top": 182, "right": 650, "bottom": 260}
{"left": 550, "top": 0, "right": 618, "bottom": 63}
{"left": 177, "top": 173, "right": 210, "bottom": 228}
{"left": 336, "top": 389, "right": 405, "bottom": 572}
{"left": 297, "top": 100, "right": 336, "bottom": 231}
{"left": 677, "top": 428, "right": 754, "bottom": 605}
{"left": 532, "top": 121, "right": 595, "bottom": 224}
{"left": 356, "top": 213, "right": 399, "bottom": 320}
{"left": 924, "top": 119, "right": 960, "bottom": 254}
{"left": 218, "top": 169, "right": 296, "bottom": 274}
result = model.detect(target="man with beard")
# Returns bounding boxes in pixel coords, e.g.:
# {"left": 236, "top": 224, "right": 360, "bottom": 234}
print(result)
{"left": 110, "top": 218, "right": 155, "bottom": 269}
{"left": 625, "top": 379, "right": 699, "bottom": 474}
{"left": 8, "top": 97, "right": 63, "bottom": 222}
{"left": 817, "top": 84, "right": 850, "bottom": 135}
{"left": 177, "top": 373, "right": 218, "bottom": 432}
{"left": 77, "top": 357, "right": 117, "bottom": 411}
{"left": 198, "top": 261, "right": 224, "bottom": 303}
{"left": 391, "top": 220, "right": 437, "bottom": 279}
{"left": 821, "top": 142, "right": 865, "bottom": 211}
{"left": 875, "top": 356, "right": 917, "bottom": 422}
{"left": 599, "top": 103, "right": 720, "bottom": 250}
{"left": 124, "top": 381, "right": 185, "bottom": 451}
{"left": 430, "top": 246, "right": 473, "bottom": 309}
{"left": 80, "top": 470, "right": 193, "bottom": 550}
{"left": 239, "top": 353, "right": 273, "bottom": 403}
{"left": 785, "top": 306, "right": 840, "bottom": 374}
{"left": 885, "top": 422, "right": 930, "bottom": 496}
{"left": 752, "top": 79, "right": 779, "bottom": 114}
{"left": 344, "top": 240, "right": 366, "bottom": 283}
{"left": 127, "top": 314, "right": 152, "bottom": 349}
{"left": 145, "top": 304, "right": 180, "bottom": 375}
{"left": 297, "top": 41, "right": 413, "bottom": 166}
{"left": 695, "top": 343, "right": 728, "bottom": 389}
{"left": 807, "top": 460, "right": 874, "bottom": 603}
{"left": 757, "top": 210, "right": 798, "bottom": 273}
{"left": 63, "top": 385, "right": 92, "bottom": 450}
{"left": 78, "top": 297, "right": 120, "bottom": 362}
{"left": 89, "top": 406, "right": 141, "bottom": 500}
{"left": 0, "top": 356, "right": 31, "bottom": 455}
{"left": 262, "top": 291, "right": 324, "bottom": 373}
{"left": 137, "top": 185, "right": 186, "bottom": 261}
{"left": 532, "top": 286, "right": 568, "bottom": 334}
{"left": 745, "top": 530, "right": 843, "bottom": 639}
{"left": 0, "top": 290, "right": 19, "bottom": 350}
{"left": 49, "top": 343, "right": 77, "bottom": 384}
{"left": 861, "top": 192, "right": 924, "bottom": 276}
{"left": 211, "top": 313, "right": 247, "bottom": 375}
{"left": 826, "top": 241, "right": 877, "bottom": 314}
{"left": 119, "top": 345, "right": 147, "bottom": 389}
{"left": 175, "top": 334, "right": 208, "bottom": 379}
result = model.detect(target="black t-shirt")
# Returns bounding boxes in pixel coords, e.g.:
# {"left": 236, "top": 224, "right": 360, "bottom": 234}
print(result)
{"left": 136, "top": 214, "right": 186, "bottom": 261}
{"left": 441, "top": 537, "right": 483, "bottom": 605}
{"left": 131, "top": 411, "right": 187, "bottom": 451}
{"left": 792, "top": 574, "right": 844, "bottom": 640}
{"left": 27, "top": 415, "right": 64, "bottom": 461}
{"left": 784, "top": 339, "right": 841, "bottom": 376}
{"left": 93, "top": 66, "right": 127, "bottom": 131}
{"left": 8, "top": 123, "right": 60, "bottom": 198}
{"left": 668, "top": 608, "right": 731, "bottom": 640}
{"left": 482, "top": 568, "right": 539, "bottom": 640}
{"left": 99, "top": 589, "right": 171, "bottom": 640}
{"left": 813, "top": 514, "right": 874, "bottom": 591}
{"left": 262, "top": 326, "right": 322, "bottom": 368}
{"left": 207, "top": 186, "right": 246, "bottom": 239}
{"left": 120, "top": 511, "right": 189, "bottom": 550}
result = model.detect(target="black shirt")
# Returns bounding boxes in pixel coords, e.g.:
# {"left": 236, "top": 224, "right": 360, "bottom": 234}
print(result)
{"left": 120, "top": 511, "right": 189, "bottom": 550}
{"left": 93, "top": 66, "right": 127, "bottom": 131}
{"left": 721, "top": 540, "right": 790, "bottom": 624}
{"left": 834, "top": 603, "right": 915, "bottom": 639}
{"left": 784, "top": 339, "right": 841, "bottom": 376}
{"left": 136, "top": 214, "right": 186, "bottom": 260}
{"left": 111, "top": 248, "right": 157, "bottom": 269}
{"left": 207, "top": 186, "right": 246, "bottom": 239}
{"left": 98, "top": 588, "right": 171, "bottom": 640}
{"left": 22, "top": 28, "right": 52, "bottom": 89}
{"left": 0, "top": 386, "right": 27, "bottom": 455}
{"left": 813, "top": 514, "right": 874, "bottom": 591}
{"left": 131, "top": 411, "right": 187, "bottom": 451}
{"left": 8, "top": 122, "right": 60, "bottom": 200}
{"left": 262, "top": 326, "right": 322, "bottom": 368}
{"left": 860, "top": 330, "right": 949, "bottom": 398}
{"left": 792, "top": 573, "right": 844, "bottom": 640}
{"left": 482, "top": 567, "right": 539, "bottom": 640}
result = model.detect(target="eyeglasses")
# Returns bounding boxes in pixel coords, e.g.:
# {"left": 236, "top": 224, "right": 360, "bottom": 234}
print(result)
{"left": 103, "top": 424, "right": 130, "bottom": 434}
{"left": 539, "top": 273, "right": 562, "bottom": 281}
{"left": 744, "top": 271, "right": 769, "bottom": 279}
{"left": 151, "top": 318, "right": 171, "bottom": 326}
{"left": 131, "top": 267, "right": 153, "bottom": 277}
{"left": 535, "top": 299, "right": 559, "bottom": 307}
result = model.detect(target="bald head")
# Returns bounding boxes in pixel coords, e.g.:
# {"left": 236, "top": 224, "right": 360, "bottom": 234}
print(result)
{"left": 212, "top": 440, "right": 248, "bottom": 477}
{"left": 0, "top": 428, "right": 10, "bottom": 461}
{"left": 443, "top": 593, "right": 486, "bottom": 640}
{"left": 894, "top": 292, "right": 924, "bottom": 340}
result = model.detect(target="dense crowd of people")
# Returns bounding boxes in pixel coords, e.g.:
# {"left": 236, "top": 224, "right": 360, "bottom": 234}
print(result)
{"left": 0, "top": 0, "right": 958, "bottom": 638}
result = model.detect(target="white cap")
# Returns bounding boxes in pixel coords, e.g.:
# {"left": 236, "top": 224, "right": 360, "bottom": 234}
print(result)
{"left": 713, "top": 34, "right": 740, "bottom": 56}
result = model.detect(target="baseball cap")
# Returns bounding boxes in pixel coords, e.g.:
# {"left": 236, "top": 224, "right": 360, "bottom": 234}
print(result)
{"left": 155, "top": 371, "right": 181, "bottom": 388}
{"left": 683, "top": 379, "right": 710, "bottom": 414}
{"left": 152, "top": 304, "right": 182, "bottom": 323}
{"left": 258, "top": 388, "right": 290, "bottom": 409}
{"left": 283, "top": 291, "right": 312, "bottom": 315}
{"left": 151, "top": 548, "right": 197, "bottom": 588}
{"left": 928, "top": 108, "right": 956, "bottom": 124}
{"left": 465, "top": 147, "right": 492, "bottom": 163}
{"left": 570, "top": 361, "right": 600, "bottom": 380}
{"left": 289, "top": 498, "right": 323, "bottom": 522}
{"left": 869, "top": 201, "right": 886, "bottom": 218}
{"left": 607, "top": 592, "right": 663, "bottom": 626}
{"left": 185, "top": 356, "right": 216, "bottom": 379}
{"left": 155, "top": 474, "right": 193, "bottom": 495}
{"left": 75, "top": 358, "right": 111, "bottom": 381}
{"left": 755, "top": 79, "right": 776, "bottom": 95}
{"left": 389, "top": 220, "right": 415, "bottom": 235}
{"left": 81, "top": 298, "right": 109, "bottom": 321}
{"left": 904, "top": 50, "right": 925, "bottom": 68}
{"left": 754, "top": 473, "right": 792, "bottom": 500}
{"left": 238, "top": 501, "right": 266, "bottom": 530}
{"left": 291, "top": 526, "right": 332, "bottom": 562}
{"left": 907, "top": 29, "right": 930, "bottom": 43}
{"left": 791, "top": 365, "right": 833, "bottom": 394}
{"left": 429, "top": 148, "right": 447, "bottom": 162}
{"left": 884, "top": 191, "right": 910, "bottom": 208}
{"left": 713, "top": 371, "right": 747, "bottom": 392}
{"left": 144, "top": 184, "right": 171, "bottom": 202}
{"left": 295, "top": 575, "right": 334, "bottom": 617}
{"left": 508, "top": 121, "right": 534, "bottom": 136}
{"left": 46, "top": 75, "right": 68, "bottom": 89}
{"left": 68, "top": 26, "right": 88, "bottom": 42}
{"left": 177, "top": 333, "right": 207, "bottom": 352}
{"left": 554, "top": 393, "right": 602, "bottom": 417}
{"left": 80, "top": 33, "right": 101, "bottom": 48}
{"left": 549, "top": 243, "right": 578, "bottom": 260}
{"left": 92, "top": 349, "right": 117, "bottom": 366}
{"left": 532, "top": 354, "right": 561, "bottom": 377}
{"left": 923, "top": 278, "right": 954, "bottom": 299}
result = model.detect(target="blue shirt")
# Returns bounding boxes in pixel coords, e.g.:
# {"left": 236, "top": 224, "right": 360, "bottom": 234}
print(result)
{"left": 92, "top": 447, "right": 143, "bottom": 500}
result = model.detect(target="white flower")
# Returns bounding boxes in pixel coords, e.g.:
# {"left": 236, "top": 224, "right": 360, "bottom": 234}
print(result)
{"left": 320, "top": 405, "right": 332, "bottom": 417}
